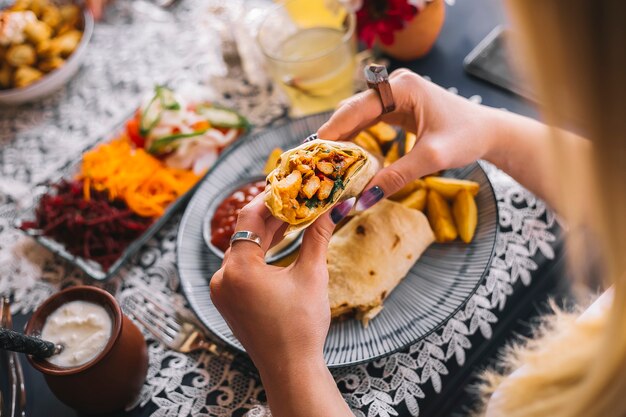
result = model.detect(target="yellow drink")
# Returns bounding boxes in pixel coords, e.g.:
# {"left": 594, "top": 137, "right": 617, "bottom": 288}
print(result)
{"left": 273, "top": 28, "right": 355, "bottom": 116}
{"left": 282, "top": 0, "right": 347, "bottom": 29}
{"left": 259, "top": 0, "right": 356, "bottom": 116}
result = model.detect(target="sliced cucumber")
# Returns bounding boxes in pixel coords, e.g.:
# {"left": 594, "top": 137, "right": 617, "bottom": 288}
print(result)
{"left": 156, "top": 85, "right": 181, "bottom": 110}
{"left": 139, "top": 93, "right": 161, "bottom": 137}
{"left": 139, "top": 86, "right": 182, "bottom": 137}
{"left": 147, "top": 130, "right": 208, "bottom": 155}
{"left": 196, "top": 104, "right": 250, "bottom": 131}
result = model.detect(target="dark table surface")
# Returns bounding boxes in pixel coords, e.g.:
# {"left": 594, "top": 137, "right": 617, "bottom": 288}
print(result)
{"left": 1, "top": 0, "right": 569, "bottom": 415}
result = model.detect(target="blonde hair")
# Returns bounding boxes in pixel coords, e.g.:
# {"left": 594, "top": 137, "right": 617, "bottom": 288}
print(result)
{"left": 478, "top": 1, "right": 626, "bottom": 416}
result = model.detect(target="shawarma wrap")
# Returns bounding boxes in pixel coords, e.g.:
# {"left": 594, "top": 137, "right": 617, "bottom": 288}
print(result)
{"left": 265, "top": 139, "right": 379, "bottom": 233}
{"left": 328, "top": 199, "right": 435, "bottom": 326}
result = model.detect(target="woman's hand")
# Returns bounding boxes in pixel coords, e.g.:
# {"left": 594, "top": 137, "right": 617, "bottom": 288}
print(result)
{"left": 318, "top": 69, "right": 495, "bottom": 217}
{"left": 210, "top": 195, "right": 353, "bottom": 417}
{"left": 210, "top": 195, "right": 333, "bottom": 370}
{"left": 319, "top": 68, "right": 582, "bottom": 217}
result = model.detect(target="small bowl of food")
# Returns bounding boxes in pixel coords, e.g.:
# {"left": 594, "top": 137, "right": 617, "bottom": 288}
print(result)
{"left": 25, "top": 286, "right": 148, "bottom": 414}
{"left": 203, "top": 176, "right": 303, "bottom": 263}
{"left": 0, "top": 0, "right": 93, "bottom": 105}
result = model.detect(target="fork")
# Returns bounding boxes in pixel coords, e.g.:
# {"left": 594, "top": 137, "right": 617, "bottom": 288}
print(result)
{"left": 1, "top": 298, "right": 26, "bottom": 417}
{"left": 123, "top": 289, "right": 257, "bottom": 377}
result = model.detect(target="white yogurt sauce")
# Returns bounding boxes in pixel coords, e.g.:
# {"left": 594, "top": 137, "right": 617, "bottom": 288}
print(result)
{"left": 41, "top": 300, "right": 113, "bottom": 368}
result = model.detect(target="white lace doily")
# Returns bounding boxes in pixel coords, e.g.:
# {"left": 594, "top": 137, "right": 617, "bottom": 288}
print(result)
{"left": 0, "top": 1, "right": 559, "bottom": 416}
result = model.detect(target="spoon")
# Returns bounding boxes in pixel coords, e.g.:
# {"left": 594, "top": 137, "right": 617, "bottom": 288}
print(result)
{"left": 0, "top": 328, "right": 63, "bottom": 359}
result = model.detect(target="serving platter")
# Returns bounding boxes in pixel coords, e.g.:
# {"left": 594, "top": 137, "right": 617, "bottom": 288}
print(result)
{"left": 13, "top": 122, "right": 197, "bottom": 281}
{"left": 177, "top": 111, "right": 498, "bottom": 367}
{"left": 14, "top": 92, "right": 249, "bottom": 281}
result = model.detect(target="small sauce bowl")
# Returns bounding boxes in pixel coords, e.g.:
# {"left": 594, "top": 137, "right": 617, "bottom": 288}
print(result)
{"left": 25, "top": 286, "right": 148, "bottom": 414}
{"left": 202, "top": 175, "right": 302, "bottom": 264}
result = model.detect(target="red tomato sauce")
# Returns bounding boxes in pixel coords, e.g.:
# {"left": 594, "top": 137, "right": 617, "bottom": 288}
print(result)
{"left": 210, "top": 180, "right": 266, "bottom": 252}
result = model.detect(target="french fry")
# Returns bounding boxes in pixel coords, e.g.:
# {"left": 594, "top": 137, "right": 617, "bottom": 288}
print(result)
{"left": 384, "top": 141, "right": 400, "bottom": 167}
{"left": 453, "top": 189, "right": 478, "bottom": 243}
{"left": 400, "top": 187, "right": 428, "bottom": 211}
{"left": 424, "top": 176, "right": 480, "bottom": 200}
{"left": 263, "top": 147, "right": 283, "bottom": 175}
{"left": 353, "top": 130, "right": 382, "bottom": 156}
{"left": 390, "top": 178, "right": 425, "bottom": 201}
{"left": 405, "top": 132, "right": 417, "bottom": 153}
{"left": 426, "top": 190, "right": 458, "bottom": 243}
{"left": 367, "top": 122, "right": 397, "bottom": 143}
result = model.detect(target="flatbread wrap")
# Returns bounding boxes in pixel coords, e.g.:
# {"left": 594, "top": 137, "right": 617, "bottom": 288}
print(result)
{"left": 265, "top": 139, "right": 379, "bottom": 233}
{"left": 328, "top": 199, "right": 435, "bottom": 326}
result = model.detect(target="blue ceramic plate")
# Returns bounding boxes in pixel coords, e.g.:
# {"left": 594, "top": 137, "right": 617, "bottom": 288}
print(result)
{"left": 177, "top": 112, "right": 498, "bottom": 367}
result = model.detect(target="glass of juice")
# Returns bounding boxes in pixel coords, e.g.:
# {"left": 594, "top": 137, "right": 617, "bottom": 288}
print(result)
{"left": 258, "top": 0, "right": 357, "bottom": 117}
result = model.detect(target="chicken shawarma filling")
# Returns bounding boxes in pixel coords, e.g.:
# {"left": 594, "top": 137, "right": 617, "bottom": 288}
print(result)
{"left": 273, "top": 148, "right": 362, "bottom": 223}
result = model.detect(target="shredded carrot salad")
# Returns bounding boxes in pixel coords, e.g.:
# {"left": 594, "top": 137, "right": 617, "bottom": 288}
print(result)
{"left": 79, "top": 136, "right": 201, "bottom": 218}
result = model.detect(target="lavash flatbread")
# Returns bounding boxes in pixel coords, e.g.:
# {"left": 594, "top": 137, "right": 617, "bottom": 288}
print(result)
{"left": 328, "top": 199, "right": 435, "bottom": 326}
{"left": 265, "top": 139, "right": 379, "bottom": 234}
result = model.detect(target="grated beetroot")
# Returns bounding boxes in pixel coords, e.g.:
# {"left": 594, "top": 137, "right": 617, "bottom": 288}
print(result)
{"left": 20, "top": 180, "right": 153, "bottom": 269}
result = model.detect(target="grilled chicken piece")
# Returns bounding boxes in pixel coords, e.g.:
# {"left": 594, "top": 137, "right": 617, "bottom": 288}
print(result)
{"left": 317, "top": 176, "right": 334, "bottom": 200}
{"left": 336, "top": 156, "right": 357, "bottom": 174}
{"left": 282, "top": 197, "right": 300, "bottom": 223}
{"left": 317, "top": 161, "right": 335, "bottom": 176}
{"left": 276, "top": 171, "right": 302, "bottom": 199}
{"left": 301, "top": 175, "right": 321, "bottom": 199}
{"left": 290, "top": 154, "right": 312, "bottom": 167}
{"left": 296, "top": 164, "right": 314, "bottom": 177}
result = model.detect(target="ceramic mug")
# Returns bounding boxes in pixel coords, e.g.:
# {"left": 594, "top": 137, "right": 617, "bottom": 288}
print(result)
{"left": 25, "top": 286, "right": 148, "bottom": 414}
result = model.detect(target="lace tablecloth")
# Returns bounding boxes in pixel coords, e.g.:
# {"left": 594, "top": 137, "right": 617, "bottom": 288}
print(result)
{"left": 0, "top": 1, "right": 558, "bottom": 416}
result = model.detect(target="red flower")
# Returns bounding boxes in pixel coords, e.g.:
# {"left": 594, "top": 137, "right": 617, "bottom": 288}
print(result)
{"left": 357, "top": 0, "right": 418, "bottom": 47}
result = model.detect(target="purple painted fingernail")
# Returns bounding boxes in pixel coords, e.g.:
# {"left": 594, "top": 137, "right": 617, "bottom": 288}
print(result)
{"left": 303, "top": 133, "right": 318, "bottom": 143}
{"left": 355, "top": 186, "right": 384, "bottom": 211}
{"left": 330, "top": 197, "right": 356, "bottom": 224}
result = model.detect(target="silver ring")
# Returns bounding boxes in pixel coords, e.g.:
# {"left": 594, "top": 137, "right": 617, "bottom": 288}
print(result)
{"left": 230, "top": 231, "right": 262, "bottom": 248}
